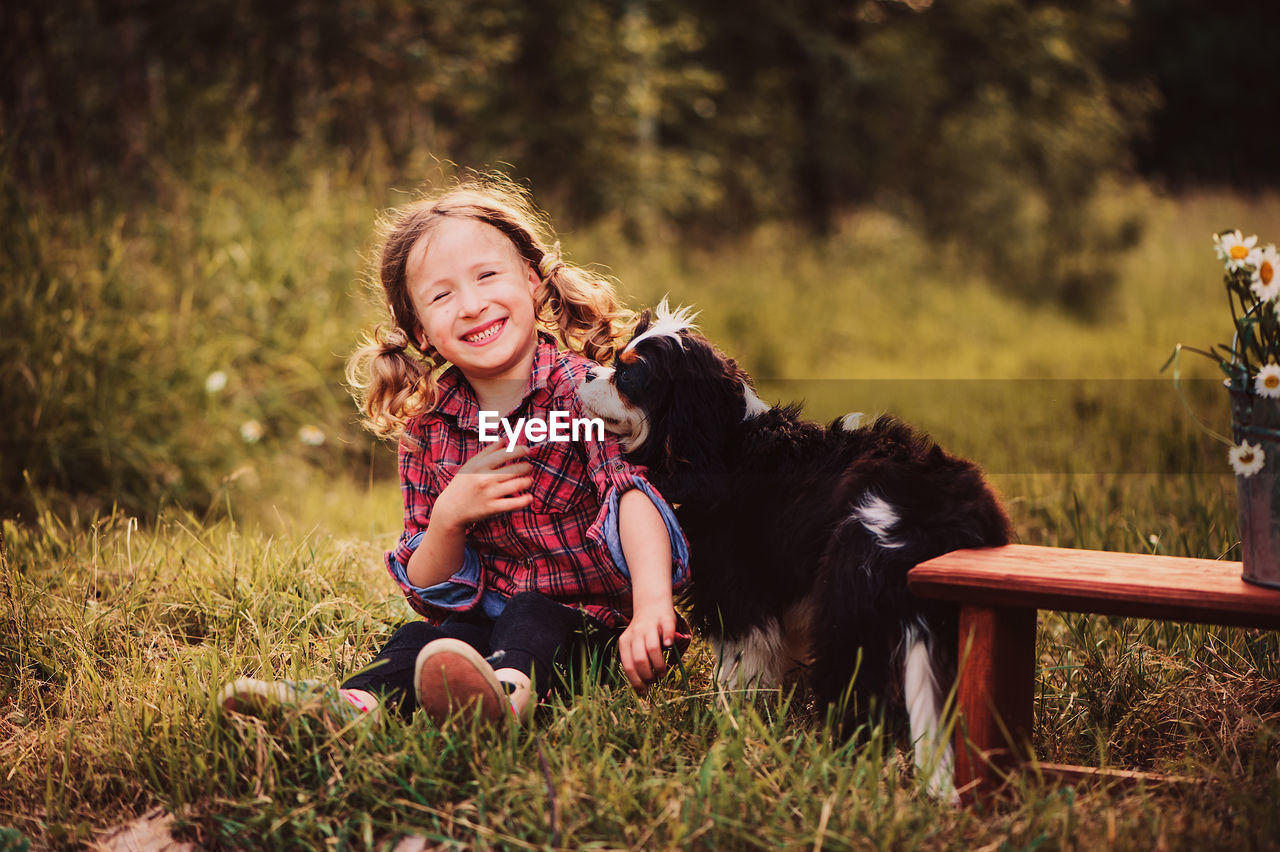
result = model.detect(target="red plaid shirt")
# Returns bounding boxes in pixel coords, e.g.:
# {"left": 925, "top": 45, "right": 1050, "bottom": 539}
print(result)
{"left": 386, "top": 334, "right": 689, "bottom": 628}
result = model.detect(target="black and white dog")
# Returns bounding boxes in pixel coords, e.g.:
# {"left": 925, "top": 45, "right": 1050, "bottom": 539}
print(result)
{"left": 578, "top": 300, "right": 1011, "bottom": 797}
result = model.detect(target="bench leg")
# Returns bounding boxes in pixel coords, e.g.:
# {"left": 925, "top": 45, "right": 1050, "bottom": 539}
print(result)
{"left": 953, "top": 604, "right": 1036, "bottom": 801}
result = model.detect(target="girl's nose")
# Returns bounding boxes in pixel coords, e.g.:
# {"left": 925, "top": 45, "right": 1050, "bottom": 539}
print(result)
{"left": 455, "top": 282, "right": 486, "bottom": 316}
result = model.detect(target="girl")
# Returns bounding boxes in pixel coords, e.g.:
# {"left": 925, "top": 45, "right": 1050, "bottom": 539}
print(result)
{"left": 220, "top": 177, "right": 688, "bottom": 725}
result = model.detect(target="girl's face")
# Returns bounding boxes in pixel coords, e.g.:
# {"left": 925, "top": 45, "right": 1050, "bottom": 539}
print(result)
{"left": 406, "top": 217, "right": 541, "bottom": 387}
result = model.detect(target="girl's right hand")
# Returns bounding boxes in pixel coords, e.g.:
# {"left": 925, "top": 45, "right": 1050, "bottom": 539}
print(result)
{"left": 432, "top": 441, "right": 535, "bottom": 530}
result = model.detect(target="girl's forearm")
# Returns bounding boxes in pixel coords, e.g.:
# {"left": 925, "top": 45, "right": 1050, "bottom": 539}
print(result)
{"left": 405, "top": 515, "right": 468, "bottom": 589}
{"left": 618, "top": 489, "right": 673, "bottom": 612}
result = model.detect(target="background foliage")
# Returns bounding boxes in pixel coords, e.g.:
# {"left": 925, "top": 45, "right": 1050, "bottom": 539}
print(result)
{"left": 0, "top": 158, "right": 384, "bottom": 518}
{"left": 3, "top": 0, "right": 1269, "bottom": 517}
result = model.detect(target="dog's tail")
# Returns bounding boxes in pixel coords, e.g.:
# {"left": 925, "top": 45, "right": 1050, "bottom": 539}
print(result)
{"left": 814, "top": 417, "right": 1010, "bottom": 796}
{"left": 810, "top": 513, "right": 964, "bottom": 800}
{"left": 901, "top": 617, "right": 958, "bottom": 801}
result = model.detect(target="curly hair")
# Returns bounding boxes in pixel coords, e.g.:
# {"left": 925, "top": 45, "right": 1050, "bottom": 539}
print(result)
{"left": 346, "top": 175, "right": 633, "bottom": 438}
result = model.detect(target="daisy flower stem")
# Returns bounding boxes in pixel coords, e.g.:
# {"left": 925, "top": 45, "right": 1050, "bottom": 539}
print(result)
{"left": 1226, "top": 288, "right": 1246, "bottom": 371}
{"left": 1165, "top": 345, "right": 1235, "bottom": 448}
{"left": 1233, "top": 288, "right": 1264, "bottom": 374}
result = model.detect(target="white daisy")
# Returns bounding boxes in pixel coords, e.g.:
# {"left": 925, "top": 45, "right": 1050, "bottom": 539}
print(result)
{"left": 1229, "top": 440, "right": 1266, "bottom": 478}
{"left": 1214, "top": 230, "right": 1260, "bottom": 271}
{"left": 1251, "top": 244, "right": 1280, "bottom": 302}
{"left": 205, "top": 371, "right": 228, "bottom": 393}
{"left": 1257, "top": 363, "right": 1280, "bottom": 398}
{"left": 298, "top": 425, "right": 326, "bottom": 447}
{"left": 239, "top": 420, "right": 263, "bottom": 443}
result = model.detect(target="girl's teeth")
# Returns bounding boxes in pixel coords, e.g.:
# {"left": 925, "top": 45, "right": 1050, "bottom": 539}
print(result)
{"left": 466, "top": 321, "right": 502, "bottom": 342}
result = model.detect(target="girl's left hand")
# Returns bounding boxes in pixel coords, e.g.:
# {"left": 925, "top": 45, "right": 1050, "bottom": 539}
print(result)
{"left": 619, "top": 603, "right": 676, "bottom": 693}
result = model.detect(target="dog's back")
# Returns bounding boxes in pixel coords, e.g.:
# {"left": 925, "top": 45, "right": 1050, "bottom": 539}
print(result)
{"left": 687, "top": 406, "right": 1010, "bottom": 798}
{"left": 807, "top": 414, "right": 1010, "bottom": 719}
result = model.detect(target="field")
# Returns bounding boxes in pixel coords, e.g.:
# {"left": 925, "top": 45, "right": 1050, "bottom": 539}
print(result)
{"left": 4, "top": 172, "right": 1280, "bottom": 849}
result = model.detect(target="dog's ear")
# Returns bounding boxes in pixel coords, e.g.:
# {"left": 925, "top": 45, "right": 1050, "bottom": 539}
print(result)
{"left": 618, "top": 310, "right": 653, "bottom": 367}
{"left": 644, "top": 339, "right": 740, "bottom": 502}
{"left": 632, "top": 310, "right": 653, "bottom": 338}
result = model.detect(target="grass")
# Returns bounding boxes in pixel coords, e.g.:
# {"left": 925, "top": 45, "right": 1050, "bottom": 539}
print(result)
{"left": 5, "top": 171, "right": 1280, "bottom": 848}
{"left": 4, "top": 479, "right": 1279, "bottom": 850}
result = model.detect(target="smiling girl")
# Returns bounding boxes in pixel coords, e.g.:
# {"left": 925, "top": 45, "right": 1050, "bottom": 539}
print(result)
{"left": 220, "top": 177, "right": 687, "bottom": 725}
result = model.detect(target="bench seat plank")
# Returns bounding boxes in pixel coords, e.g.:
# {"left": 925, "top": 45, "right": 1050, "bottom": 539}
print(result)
{"left": 909, "top": 544, "right": 1280, "bottom": 630}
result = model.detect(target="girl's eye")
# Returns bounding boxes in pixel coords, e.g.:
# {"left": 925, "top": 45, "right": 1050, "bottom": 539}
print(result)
{"left": 478, "top": 270, "right": 497, "bottom": 280}
{"left": 430, "top": 290, "right": 449, "bottom": 303}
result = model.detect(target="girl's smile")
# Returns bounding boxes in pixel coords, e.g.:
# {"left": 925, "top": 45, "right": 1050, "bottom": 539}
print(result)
{"left": 462, "top": 317, "right": 507, "bottom": 345}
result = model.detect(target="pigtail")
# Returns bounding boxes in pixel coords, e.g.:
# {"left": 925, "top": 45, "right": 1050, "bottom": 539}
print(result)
{"left": 345, "top": 325, "right": 441, "bottom": 438}
{"left": 348, "top": 199, "right": 446, "bottom": 438}
{"left": 535, "top": 242, "right": 633, "bottom": 365}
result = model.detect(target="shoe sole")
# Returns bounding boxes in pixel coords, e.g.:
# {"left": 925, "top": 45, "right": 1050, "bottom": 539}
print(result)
{"left": 414, "top": 639, "right": 511, "bottom": 726}
{"left": 218, "top": 678, "right": 376, "bottom": 724}
{"left": 218, "top": 677, "right": 298, "bottom": 714}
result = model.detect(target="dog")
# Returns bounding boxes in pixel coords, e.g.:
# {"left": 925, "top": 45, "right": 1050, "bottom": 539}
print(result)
{"left": 577, "top": 300, "right": 1011, "bottom": 797}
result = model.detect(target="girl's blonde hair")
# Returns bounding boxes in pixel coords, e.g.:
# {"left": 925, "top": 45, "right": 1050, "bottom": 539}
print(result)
{"left": 347, "top": 175, "right": 633, "bottom": 438}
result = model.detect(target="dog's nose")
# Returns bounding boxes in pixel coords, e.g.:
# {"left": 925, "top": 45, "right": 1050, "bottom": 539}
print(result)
{"left": 584, "top": 369, "right": 598, "bottom": 383}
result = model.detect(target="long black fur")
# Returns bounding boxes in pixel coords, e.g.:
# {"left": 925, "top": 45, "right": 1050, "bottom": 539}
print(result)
{"left": 583, "top": 310, "right": 1012, "bottom": 740}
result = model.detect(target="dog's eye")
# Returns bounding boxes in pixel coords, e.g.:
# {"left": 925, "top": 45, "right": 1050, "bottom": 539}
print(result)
{"left": 616, "top": 366, "right": 642, "bottom": 392}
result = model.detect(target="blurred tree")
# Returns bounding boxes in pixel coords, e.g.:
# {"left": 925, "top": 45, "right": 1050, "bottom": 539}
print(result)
{"left": 677, "top": 0, "right": 1145, "bottom": 309}
{"left": 1, "top": 0, "right": 724, "bottom": 228}
{"left": 2, "top": 0, "right": 1148, "bottom": 306}
{"left": 2, "top": 0, "right": 520, "bottom": 195}
{"left": 866, "top": 0, "right": 1144, "bottom": 309}
{"left": 472, "top": 0, "right": 723, "bottom": 231}
{"left": 8, "top": 0, "right": 1237, "bottom": 516}
{"left": 1115, "top": 0, "right": 1280, "bottom": 188}
{"left": 674, "top": 0, "right": 873, "bottom": 234}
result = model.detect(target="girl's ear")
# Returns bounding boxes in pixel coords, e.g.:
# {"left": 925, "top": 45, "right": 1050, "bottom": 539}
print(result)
{"left": 526, "top": 263, "right": 541, "bottom": 297}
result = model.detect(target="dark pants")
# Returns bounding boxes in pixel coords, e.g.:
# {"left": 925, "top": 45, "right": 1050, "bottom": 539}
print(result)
{"left": 340, "top": 591, "right": 618, "bottom": 719}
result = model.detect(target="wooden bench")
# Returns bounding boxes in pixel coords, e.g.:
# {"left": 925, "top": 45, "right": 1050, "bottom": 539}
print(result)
{"left": 907, "top": 544, "right": 1280, "bottom": 800}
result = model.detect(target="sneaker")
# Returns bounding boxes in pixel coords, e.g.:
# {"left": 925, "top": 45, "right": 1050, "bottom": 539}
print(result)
{"left": 217, "top": 678, "right": 377, "bottom": 724}
{"left": 414, "top": 639, "right": 525, "bottom": 726}
{"left": 495, "top": 670, "right": 535, "bottom": 725}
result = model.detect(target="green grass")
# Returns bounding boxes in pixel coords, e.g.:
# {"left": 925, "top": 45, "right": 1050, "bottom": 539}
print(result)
{"left": 4, "top": 478, "right": 1279, "bottom": 850}
{"left": 5, "top": 173, "right": 1280, "bottom": 848}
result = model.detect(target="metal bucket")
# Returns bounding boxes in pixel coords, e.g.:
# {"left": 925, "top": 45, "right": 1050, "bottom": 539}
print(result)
{"left": 1230, "top": 388, "right": 1280, "bottom": 589}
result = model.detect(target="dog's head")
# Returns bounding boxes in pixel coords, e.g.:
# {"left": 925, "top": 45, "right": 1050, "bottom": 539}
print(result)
{"left": 577, "top": 299, "right": 770, "bottom": 498}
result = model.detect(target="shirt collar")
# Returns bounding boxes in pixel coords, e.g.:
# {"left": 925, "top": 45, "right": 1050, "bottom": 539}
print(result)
{"left": 435, "top": 332, "right": 559, "bottom": 431}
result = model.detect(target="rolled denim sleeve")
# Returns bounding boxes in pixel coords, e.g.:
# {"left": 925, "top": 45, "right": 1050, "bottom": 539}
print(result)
{"left": 385, "top": 532, "right": 506, "bottom": 620}
{"left": 574, "top": 394, "right": 689, "bottom": 591}
{"left": 593, "top": 476, "right": 690, "bottom": 591}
